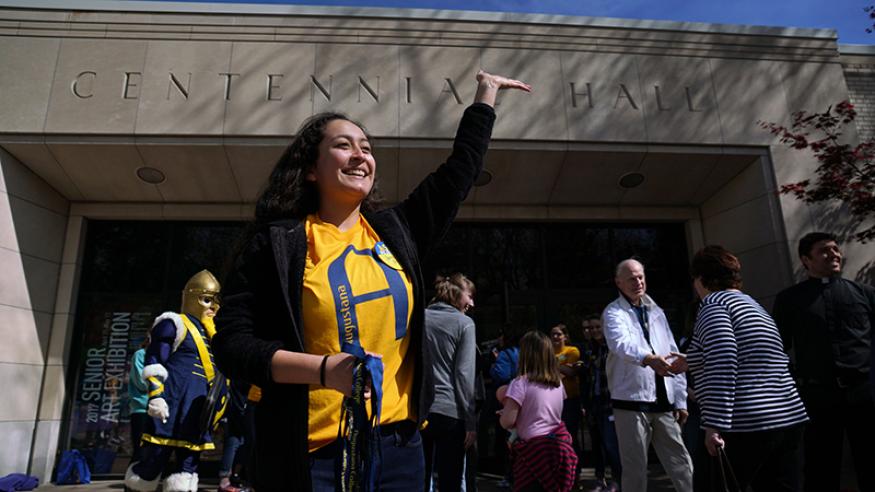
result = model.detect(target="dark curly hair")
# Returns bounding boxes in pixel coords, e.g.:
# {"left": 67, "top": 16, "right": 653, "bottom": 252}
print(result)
{"left": 254, "top": 112, "right": 381, "bottom": 221}
{"left": 690, "top": 245, "right": 743, "bottom": 292}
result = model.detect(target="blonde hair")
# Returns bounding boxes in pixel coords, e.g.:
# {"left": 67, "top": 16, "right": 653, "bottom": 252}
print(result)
{"left": 431, "top": 273, "right": 476, "bottom": 311}
{"left": 518, "top": 331, "right": 562, "bottom": 388}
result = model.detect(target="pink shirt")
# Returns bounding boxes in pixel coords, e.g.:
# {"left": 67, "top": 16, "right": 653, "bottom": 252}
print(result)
{"left": 505, "top": 375, "right": 566, "bottom": 441}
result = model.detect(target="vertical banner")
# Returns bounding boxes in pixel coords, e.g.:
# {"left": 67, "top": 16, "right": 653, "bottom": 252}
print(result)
{"left": 68, "top": 297, "right": 160, "bottom": 474}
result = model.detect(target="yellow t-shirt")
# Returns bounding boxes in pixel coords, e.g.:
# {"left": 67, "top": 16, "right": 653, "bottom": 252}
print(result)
{"left": 556, "top": 345, "right": 580, "bottom": 399}
{"left": 302, "top": 214, "right": 415, "bottom": 452}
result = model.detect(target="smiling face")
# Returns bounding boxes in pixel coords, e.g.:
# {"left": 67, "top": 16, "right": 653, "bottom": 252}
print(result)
{"left": 802, "top": 239, "right": 843, "bottom": 278}
{"left": 616, "top": 259, "right": 647, "bottom": 304}
{"left": 550, "top": 325, "right": 567, "bottom": 349}
{"left": 307, "top": 118, "right": 375, "bottom": 210}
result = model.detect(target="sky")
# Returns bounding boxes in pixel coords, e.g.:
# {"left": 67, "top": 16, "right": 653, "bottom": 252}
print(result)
{"left": 125, "top": 0, "right": 875, "bottom": 45}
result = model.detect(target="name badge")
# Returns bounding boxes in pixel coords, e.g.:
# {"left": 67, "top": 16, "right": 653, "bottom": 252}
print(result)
{"left": 374, "top": 242, "right": 403, "bottom": 271}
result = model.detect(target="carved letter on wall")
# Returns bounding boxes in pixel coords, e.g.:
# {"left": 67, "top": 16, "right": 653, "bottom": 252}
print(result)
{"left": 219, "top": 73, "right": 240, "bottom": 101}
{"left": 122, "top": 72, "right": 142, "bottom": 100}
{"left": 311, "top": 75, "right": 332, "bottom": 102}
{"left": 267, "top": 74, "right": 283, "bottom": 101}
{"left": 685, "top": 87, "right": 703, "bottom": 112}
{"left": 441, "top": 78, "right": 463, "bottom": 104}
{"left": 167, "top": 72, "right": 191, "bottom": 100}
{"left": 570, "top": 82, "right": 593, "bottom": 108}
{"left": 654, "top": 85, "right": 671, "bottom": 111}
{"left": 405, "top": 77, "right": 412, "bottom": 104}
{"left": 72, "top": 71, "right": 97, "bottom": 99}
{"left": 358, "top": 76, "right": 379, "bottom": 103}
{"left": 614, "top": 83, "right": 638, "bottom": 110}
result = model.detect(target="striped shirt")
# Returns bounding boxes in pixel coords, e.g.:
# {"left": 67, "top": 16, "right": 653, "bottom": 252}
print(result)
{"left": 688, "top": 290, "right": 808, "bottom": 432}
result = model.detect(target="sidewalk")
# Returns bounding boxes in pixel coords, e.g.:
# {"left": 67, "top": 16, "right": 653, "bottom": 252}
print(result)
{"left": 33, "top": 467, "right": 675, "bottom": 491}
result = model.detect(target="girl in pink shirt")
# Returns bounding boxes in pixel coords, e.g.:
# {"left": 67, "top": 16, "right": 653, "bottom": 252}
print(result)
{"left": 497, "top": 331, "right": 578, "bottom": 492}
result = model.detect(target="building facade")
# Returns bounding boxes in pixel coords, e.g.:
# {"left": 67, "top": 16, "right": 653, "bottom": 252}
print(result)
{"left": 1, "top": 0, "right": 873, "bottom": 480}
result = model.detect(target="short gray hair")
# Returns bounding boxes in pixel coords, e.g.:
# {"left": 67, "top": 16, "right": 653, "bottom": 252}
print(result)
{"left": 614, "top": 258, "right": 644, "bottom": 278}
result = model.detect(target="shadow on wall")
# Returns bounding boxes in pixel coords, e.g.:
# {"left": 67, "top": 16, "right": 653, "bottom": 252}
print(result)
{"left": 0, "top": 147, "right": 70, "bottom": 362}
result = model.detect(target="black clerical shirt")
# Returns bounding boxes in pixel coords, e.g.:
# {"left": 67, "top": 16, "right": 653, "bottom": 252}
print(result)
{"left": 773, "top": 276, "right": 875, "bottom": 386}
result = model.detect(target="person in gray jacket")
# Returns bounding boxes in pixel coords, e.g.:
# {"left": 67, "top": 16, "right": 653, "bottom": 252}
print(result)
{"left": 422, "top": 273, "right": 478, "bottom": 492}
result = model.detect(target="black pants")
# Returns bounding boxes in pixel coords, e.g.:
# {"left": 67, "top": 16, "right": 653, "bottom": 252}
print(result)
{"left": 129, "top": 412, "right": 149, "bottom": 463}
{"left": 422, "top": 413, "right": 466, "bottom": 492}
{"left": 800, "top": 381, "right": 875, "bottom": 492}
{"left": 719, "top": 424, "right": 804, "bottom": 492}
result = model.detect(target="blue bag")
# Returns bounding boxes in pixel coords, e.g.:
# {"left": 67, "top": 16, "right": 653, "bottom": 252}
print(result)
{"left": 55, "top": 449, "right": 91, "bottom": 485}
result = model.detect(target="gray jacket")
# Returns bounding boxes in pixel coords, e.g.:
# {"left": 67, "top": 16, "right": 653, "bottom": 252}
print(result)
{"left": 425, "top": 302, "right": 477, "bottom": 430}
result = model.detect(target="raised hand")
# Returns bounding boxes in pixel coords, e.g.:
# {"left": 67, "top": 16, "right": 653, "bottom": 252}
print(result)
{"left": 474, "top": 70, "right": 532, "bottom": 107}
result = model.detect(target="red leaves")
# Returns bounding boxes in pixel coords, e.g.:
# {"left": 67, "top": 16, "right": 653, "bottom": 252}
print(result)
{"left": 762, "top": 99, "right": 875, "bottom": 243}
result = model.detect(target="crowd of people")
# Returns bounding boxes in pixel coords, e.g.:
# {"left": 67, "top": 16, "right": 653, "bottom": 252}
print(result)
{"left": 116, "top": 67, "right": 873, "bottom": 492}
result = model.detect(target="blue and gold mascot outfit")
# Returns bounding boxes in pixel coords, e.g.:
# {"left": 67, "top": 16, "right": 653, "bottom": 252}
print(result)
{"left": 125, "top": 270, "right": 227, "bottom": 492}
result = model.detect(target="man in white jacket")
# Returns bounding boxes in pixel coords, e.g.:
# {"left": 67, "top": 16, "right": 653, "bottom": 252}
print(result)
{"left": 602, "top": 259, "right": 693, "bottom": 492}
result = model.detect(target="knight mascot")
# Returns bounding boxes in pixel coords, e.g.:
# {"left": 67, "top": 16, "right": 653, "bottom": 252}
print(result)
{"left": 125, "top": 270, "right": 228, "bottom": 492}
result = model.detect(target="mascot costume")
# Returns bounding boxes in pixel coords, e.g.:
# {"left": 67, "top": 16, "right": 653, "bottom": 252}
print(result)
{"left": 125, "top": 270, "right": 227, "bottom": 492}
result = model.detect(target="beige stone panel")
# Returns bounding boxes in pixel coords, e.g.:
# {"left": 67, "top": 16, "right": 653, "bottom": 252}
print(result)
{"left": 551, "top": 150, "right": 643, "bottom": 205}
{"left": 480, "top": 49, "right": 566, "bottom": 140}
{"left": 61, "top": 215, "right": 86, "bottom": 266}
{"left": 6, "top": 196, "right": 67, "bottom": 263}
{"left": 0, "top": 38, "right": 59, "bottom": 133}
{"left": 135, "top": 41, "right": 232, "bottom": 135}
{"left": 0, "top": 192, "right": 17, "bottom": 253}
{"left": 736, "top": 242, "right": 794, "bottom": 300}
{"left": 161, "top": 203, "right": 249, "bottom": 220}
{"left": 53, "top": 262, "right": 79, "bottom": 317}
{"left": 0, "top": 147, "right": 70, "bottom": 215}
{"left": 700, "top": 159, "right": 772, "bottom": 218}
{"left": 471, "top": 149, "right": 563, "bottom": 205}
{"left": 223, "top": 42, "right": 315, "bottom": 136}
{"left": 0, "top": 362, "right": 42, "bottom": 421}
{"left": 29, "top": 419, "right": 61, "bottom": 484}
{"left": 471, "top": 205, "right": 550, "bottom": 220}
{"left": 47, "top": 143, "right": 161, "bottom": 202}
{"left": 373, "top": 143, "right": 400, "bottom": 204}
{"left": 709, "top": 58, "right": 789, "bottom": 145}
{"left": 223, "top": 143, "right": 285, "bottom": 202}
{"left": 616, "top": 206, "right": 698, "bottom": 220}
{"left": 781, "top": 61, "right": 850, "bottom": 116}
{"left": 38, "top": 364, "right": 65, "bottom": 421}
{"left": 621, "top": 152, "right": 718, "bottom": 206}
{"left": 0, "top": 305, "right": 48, "bottom": 365}
{"left": 0, "top": 420, "right": 34, "bottom": 476}
{"left": 47, "top": 313, "right": 74, "bottom": 367}
{"left": 313, "top": 44, "right": 400, "bottom": 137}
{"left": 769, "top": 141, "right": 819, "bottom": 187}
{"left": 70, "top": 202, "right": 163, "bottom": 219}
{"left": 702, "top": 195, "right": 781, "bottom": 254}
{"left": 0, "top": 144, "right": 84, "bottom": 202}
{"left": 561, "top": 52, "right": 648, "bottom": 142}
{"left": 689, "top": 153, "right": 762, "bottom": 205}
{"left": 0, "top": 247, "right": 30, "bottom": 310}
{"left": 44, "top": 39, "right": 147, "bottom": 134}
{"left": 22, "top": 254, "right": 60, "bottom": 314}
{"left": 136, "top": 143, "right": 240, "bottom": 202}
{"left": 636, "top": 56, "right": 722, "bottom": 144}
{"left": 400, "top": 46, "right": 480, "bottom": 139}
{"left": 396, "top": 146, "right": 452, "bottom": 200}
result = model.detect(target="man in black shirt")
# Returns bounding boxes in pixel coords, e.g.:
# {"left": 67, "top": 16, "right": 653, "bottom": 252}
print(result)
{"left": 773, "top": 232, "right": 875, "bottom": 492}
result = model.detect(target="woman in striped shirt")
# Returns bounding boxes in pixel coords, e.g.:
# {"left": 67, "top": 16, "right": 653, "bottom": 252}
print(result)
{"left": 686, "top": 245, "right": 808, "bottom": 491}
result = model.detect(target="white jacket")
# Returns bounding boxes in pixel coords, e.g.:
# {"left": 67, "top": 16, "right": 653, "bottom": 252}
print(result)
{"left": 602, "top": 294, "right": 687, "bottom": 410}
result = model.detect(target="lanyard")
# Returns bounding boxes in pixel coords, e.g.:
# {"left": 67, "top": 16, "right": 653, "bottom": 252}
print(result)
{"left": 339, "top": 342, "right": 384, "bottom": 492}
{"left": 632, "top": 304, "right": 656, "bottom": 354}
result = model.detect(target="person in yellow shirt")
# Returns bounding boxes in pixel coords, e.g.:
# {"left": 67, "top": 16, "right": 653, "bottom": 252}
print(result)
{"left": 551, "top": 323, "right": 583, "bottom": 479}
{"left": 213, "top": 71, "right": 531, "bottom": 492}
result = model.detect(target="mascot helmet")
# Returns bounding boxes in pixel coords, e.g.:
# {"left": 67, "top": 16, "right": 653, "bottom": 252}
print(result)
{"left": 181, "top": 270, "right": 221, "bottom": 320}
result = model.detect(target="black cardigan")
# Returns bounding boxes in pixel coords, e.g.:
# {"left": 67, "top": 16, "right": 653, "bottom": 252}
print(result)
{"left": 212, "top": 103, "right": 496, "bottom": 491}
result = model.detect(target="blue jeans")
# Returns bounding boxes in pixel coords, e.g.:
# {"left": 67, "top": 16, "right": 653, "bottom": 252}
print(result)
{"left": 220, "top": 433, "right": 243, "bottom": 477}
{"left": 310, "top": 421, "right": 424, "bottom": 492}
